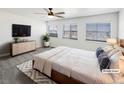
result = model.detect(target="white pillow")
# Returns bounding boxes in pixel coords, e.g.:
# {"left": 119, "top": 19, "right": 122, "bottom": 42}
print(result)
{"left": 116, "top": 46, "right": 124, "bottom": 52}
{"left": 108, "top": 49, "right": 120, "bottom": 57}
{"left": 103, "top": 46, "right": 113, "bottom": 53}
{"left": 110, "top": 51, "right": 122, "bottom": 69}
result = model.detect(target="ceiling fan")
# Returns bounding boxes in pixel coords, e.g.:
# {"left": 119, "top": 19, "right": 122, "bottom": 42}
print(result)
{"left": 34, "top": 8, "right": 65, "bottom": 18}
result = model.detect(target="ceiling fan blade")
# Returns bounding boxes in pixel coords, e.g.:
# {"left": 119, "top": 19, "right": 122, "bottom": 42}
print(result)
{"left": 43, "top": 8, "right": 49, "bottom": 13}
{"left": 33, "top": 13, "right": 47, "bottom": 14}
{"left": 54, "top": 15, "right": 64, "bottom": 18}
{"left": 55, "top": 12, "right": 65, "bottom": 15}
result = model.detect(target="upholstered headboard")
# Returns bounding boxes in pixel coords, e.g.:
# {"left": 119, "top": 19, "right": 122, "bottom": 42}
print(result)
{"left": 120, "top": 39, "right": 124, "bottom": 47}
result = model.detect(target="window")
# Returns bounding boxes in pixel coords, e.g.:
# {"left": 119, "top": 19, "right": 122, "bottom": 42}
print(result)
{"left": 63, "top": 24, "right": 77, "bottom": 40}
{"left": 86, "top": 23, "right": 111, "bottom": 42}
{"left": 48, "top": 25, "right": 58, "bottom": 37}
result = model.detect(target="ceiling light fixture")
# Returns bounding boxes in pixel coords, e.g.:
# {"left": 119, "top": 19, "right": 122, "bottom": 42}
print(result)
{"left": 48, "top": 15, "right": 54, "bottom": 18}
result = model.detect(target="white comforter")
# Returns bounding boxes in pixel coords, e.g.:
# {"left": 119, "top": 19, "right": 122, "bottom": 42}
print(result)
{"left": 33, "top": 46, "right": 115, "bottom": 83}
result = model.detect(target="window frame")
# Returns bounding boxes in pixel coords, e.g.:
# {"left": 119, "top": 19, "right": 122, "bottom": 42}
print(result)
{"left": 63, "top": 24, "right": 78, "bottom": 40}
{"left": 86, "top": 23, "right": 111, "bottom": 42}
{"left": 47, "top": 25, "right": 58, "bottom": 37}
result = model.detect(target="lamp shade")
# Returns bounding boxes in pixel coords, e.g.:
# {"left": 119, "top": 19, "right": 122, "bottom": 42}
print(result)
{"left": 106, "top": 38, "right": 117, "bottom": 45}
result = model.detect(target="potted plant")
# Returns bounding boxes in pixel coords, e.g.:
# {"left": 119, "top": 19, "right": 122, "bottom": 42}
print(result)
{"left": 43, "top": 34, "right": 50, "bottom": 47}
{"left": 14, "top": 37, "right": 20, "bottom": 43}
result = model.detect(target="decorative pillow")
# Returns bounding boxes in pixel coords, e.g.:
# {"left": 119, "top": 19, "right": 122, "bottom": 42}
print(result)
{"left": 116, "top": 46, "right": 124, "bottom": 53}
{"left": 108, "top": 49, "right": 120, "bottom": 57}
{"left": 96, "top": 47, "right": 104, "bottom": 58}
{"left": 110, "top": 51, "right": 122, "bottom": 69}
{"left": 98, "top": 52, "right": 111, "bottom": 71}
{"left": 103, "top": 46, "right": 113, "bottom": 53}
{"left": 98, "top": 52, "right": 108, "bottom": 64}
{"left": 110, "top": 51, "right": 122, "bottom": 82}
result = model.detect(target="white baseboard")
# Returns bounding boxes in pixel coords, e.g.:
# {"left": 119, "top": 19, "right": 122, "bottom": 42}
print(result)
{"left": 0, "top": 53, "right": 10, "bottom": 57}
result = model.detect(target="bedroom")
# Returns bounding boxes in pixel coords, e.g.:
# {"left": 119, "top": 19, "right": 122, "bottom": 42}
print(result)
{"left": 0, "top": 8, "right": 124, "bottom": 84}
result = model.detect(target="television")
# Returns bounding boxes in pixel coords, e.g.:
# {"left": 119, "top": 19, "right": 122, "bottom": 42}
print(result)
{"left": 12, "top": 24, "right": 31, "bottom": 37}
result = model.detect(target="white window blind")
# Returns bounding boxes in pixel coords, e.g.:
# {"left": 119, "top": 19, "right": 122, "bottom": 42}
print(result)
{"left": 48, "top": 25, "right": 58, "bottom": 37}
{"left": 63, "top": 24, "right": 78, "bottom": 40}
{"left": 86, "top": 23, "right": 111, "bottom": 41}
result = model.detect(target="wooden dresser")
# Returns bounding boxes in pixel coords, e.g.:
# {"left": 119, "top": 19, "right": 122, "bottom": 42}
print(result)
{"left": 11, "top": 41, "right": 36, "bottom": 56}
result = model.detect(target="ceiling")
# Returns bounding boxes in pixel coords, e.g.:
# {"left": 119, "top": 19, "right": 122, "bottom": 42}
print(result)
{"left": 0, "top": 8, "right": 120, "bottom": 21}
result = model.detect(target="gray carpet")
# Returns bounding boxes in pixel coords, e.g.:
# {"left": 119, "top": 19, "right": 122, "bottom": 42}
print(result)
{"left": 0, "top": 47, "right": 52, "bottom": 84}
{"left": 17, "top": 60, "right": 56, "bottom": 84}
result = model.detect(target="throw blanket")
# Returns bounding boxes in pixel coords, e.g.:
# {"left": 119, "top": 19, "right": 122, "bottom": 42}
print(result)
{"left": 33, "top": 46, "right": 70, "bottom": 77}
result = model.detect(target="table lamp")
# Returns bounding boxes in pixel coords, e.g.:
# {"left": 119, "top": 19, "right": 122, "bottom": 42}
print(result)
{"left": 106, "top": 38, "right": 117, "bottom": 49}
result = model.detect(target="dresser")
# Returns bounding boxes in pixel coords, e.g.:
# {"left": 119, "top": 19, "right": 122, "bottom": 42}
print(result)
{"left": 11, "top": 41, "right": 36, "bottom": 56}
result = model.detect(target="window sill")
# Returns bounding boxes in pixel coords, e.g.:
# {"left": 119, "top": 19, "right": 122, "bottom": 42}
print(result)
{"left": 86, "top": 39, "right": 106, "bottom": 42}
{"left": 70, "top": 38, "right": 78, "bottom": 40}
{"left": 63, "top": 37, "right": 78, "bottom": 40}
{"left": 49, "top": 36, "right": 58, "bottom": 38}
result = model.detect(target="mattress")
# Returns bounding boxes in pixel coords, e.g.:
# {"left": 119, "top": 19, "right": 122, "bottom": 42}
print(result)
{"left": 33, "top": 46, "right": 115, "bottom": 83}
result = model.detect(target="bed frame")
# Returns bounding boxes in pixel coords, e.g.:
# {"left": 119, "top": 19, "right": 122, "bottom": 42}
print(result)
{"left": 51, "top": 69, "right": 83, "bottom": 84}
{"left": 32, "top": 60, "right": 83, "bottom": 84}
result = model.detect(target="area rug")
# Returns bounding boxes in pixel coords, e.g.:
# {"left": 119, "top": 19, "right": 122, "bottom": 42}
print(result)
{"left": 16, "top": 60, "right": 56, "bottom": 84}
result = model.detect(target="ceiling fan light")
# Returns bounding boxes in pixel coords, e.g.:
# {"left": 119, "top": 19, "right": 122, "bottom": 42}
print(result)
{"left": 48, "top": 15, "right": 54, "bottom": 18}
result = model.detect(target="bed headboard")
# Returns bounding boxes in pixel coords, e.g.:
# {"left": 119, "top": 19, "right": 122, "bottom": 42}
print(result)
{"left": 120, "top": 39, "right": 124, "bottom": 48}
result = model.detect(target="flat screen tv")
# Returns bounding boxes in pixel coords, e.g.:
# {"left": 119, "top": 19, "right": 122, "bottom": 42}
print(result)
{"left": 12, "top": 24, "right": 31, "bottom": 37}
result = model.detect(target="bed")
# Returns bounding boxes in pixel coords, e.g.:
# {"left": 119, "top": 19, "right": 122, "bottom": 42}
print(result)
{"left": 32, "top": 39, "right": 124, "bottom": 84}
{"left": 33, "top": 46, "right": 120, "bottom": 84}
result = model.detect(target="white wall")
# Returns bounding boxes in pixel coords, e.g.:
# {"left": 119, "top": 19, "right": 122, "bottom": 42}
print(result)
{"left": 0, "top": 11, "right": 46, "bottom": 55}
{"left": 0, "top": 11, "right": 119, "bottom": 56}
{"left": 119, "top": 9, "right": 124, "bottom": 39}
{"left": 47, "top": 13, "right": 118, "bottom": 51}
